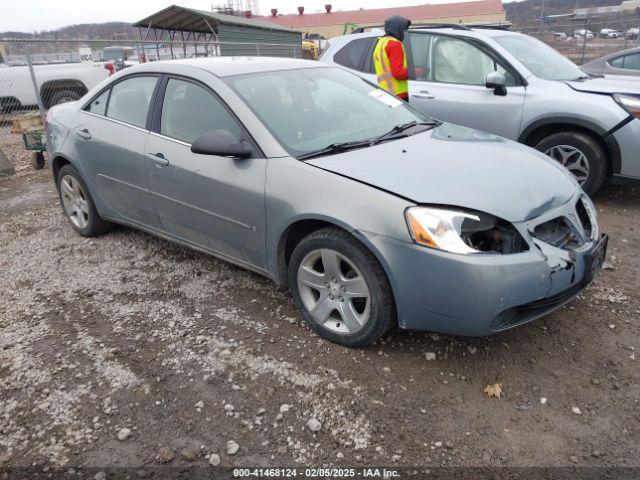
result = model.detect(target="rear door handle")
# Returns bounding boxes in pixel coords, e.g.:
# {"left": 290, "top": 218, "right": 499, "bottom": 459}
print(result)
{"left": 147, "top": 152, "right": 169, "bottom": 167}
{"left": 76, "top": 128, "right": 92, "bottom": 140}
{"left": 412, "top": 90, "right": 435, "bottom": 99}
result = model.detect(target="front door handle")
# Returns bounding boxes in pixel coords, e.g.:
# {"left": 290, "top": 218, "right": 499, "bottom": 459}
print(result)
{"left": 412, "top": 90, "right": 435, "bottom": 99}
{"left": 76, "top": 128, "right": 92, "bottom": 140}
{"left": 147, "top": 152, "right": 169, "bottom": 167}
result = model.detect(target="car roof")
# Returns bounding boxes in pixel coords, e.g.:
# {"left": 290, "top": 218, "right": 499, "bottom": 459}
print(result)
{"left": 410, "top": 26, "right": 519, "bottom": 38}
{"left": 125, "top": 56, "right": 328, "bottom": 78}
{"left": 338, "top": 26, "right": 522, "bottom": 43}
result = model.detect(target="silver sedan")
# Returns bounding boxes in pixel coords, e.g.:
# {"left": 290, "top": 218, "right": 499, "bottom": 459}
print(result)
{"left": 46, "top": 58, "right": 607, "bottom": 347}
{"left": 582, "top": 46, "right": 640, "bottom": 77}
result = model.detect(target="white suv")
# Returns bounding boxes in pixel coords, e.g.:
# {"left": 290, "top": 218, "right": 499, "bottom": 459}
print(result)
{"left": 321, "top": 26, "right": 640, "bottom": 194}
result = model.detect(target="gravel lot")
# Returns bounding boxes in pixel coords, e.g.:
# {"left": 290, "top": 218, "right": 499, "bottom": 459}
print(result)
{"left": 1, "top": 139, "right": 639, "bottom": 473}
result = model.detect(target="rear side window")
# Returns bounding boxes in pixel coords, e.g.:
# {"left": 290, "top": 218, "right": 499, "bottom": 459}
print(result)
{"left": 85, "top": 90, "right": 109, "bottom": 116}
{"left": 623, "top": 53, "right": 640, "bottom": 70}
{"left": 334, "top": 37, "right": 376, "bottom": 71}
{"left": 609, "top": 56, "right": 624, "bottom": 68}
{"left": 106, "top": 76, "right": 157, "bottom": 128}
{"left": 160, "top": 78, "right": 242, "bottom": 144}
{"left": 609, "top": 54, "right": 640, "bottom": 70}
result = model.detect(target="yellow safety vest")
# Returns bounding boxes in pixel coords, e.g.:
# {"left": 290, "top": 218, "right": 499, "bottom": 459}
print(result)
{"left": 373, "top": 36, "right": 408, "bottom": 97}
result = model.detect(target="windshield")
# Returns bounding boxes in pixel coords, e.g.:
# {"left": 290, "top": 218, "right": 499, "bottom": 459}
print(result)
{"left": 103, "top": 50, "right": 123, "bottom": 61}
{"left": 103, "top": 49, "right": 132, "bottom": 61}
{"left": 495, "top": 35, "right": 585, "bottom": 81}
{"left": 225, "top": 67, "right": 431, "bottom": 157}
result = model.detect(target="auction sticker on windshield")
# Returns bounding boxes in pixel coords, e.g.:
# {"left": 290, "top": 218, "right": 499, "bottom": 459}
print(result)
{"left": 369, "top": 89, "right": 402, "bottom": 108}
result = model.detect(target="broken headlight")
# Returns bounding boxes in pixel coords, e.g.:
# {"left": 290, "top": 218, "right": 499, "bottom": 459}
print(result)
{"left": 406, "top": 207, "right": 528, "bottom": 255}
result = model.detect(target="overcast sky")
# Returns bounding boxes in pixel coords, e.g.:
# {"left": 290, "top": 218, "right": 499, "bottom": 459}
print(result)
{"left": 1, "top": 0, "right": 514, "bottom": 32}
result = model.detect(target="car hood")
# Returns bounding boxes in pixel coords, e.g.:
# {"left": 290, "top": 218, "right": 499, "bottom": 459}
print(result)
{"left": 306, "top": 123, "right": 578, "bottom": 223}
{"left": 565, "top": 76, "right": 640, "bottom": 95}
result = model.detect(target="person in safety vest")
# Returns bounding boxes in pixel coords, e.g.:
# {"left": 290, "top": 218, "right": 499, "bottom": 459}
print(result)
{"left": 373, "top": 16, "right": 412, "bottom": 100}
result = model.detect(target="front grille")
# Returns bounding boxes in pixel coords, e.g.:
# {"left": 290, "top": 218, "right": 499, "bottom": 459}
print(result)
{"left": 533, "top": 217, "right": 582, "bottom": 250}
{"left": 492, "top": 282, "right": 584, "bottom": 330}
{"left": 531, "top": 196, "right": 596, "bottom": 251}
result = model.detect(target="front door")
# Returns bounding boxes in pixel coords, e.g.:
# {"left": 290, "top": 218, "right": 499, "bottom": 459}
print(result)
{"left": 406, "top": 32, "right": 526, "bottom": 140}
{"left": 145, "top": 77, "right": 267, "bottom": 269}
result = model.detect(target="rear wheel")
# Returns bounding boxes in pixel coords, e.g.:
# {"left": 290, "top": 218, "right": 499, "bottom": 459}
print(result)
{"left": 288, "top": 227, "right": 395, "bottom": 347}
{"left": 57, "top": 164, "right": 112, "bottom": 237}
{"left": 534, "top": 131, "right": 606, "bottom": 195}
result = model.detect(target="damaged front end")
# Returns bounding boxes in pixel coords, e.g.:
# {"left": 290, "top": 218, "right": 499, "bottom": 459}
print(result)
{"left": 394, "top": 192, "right": 606, "bottom": 335}
{"left": 492, "top": 193, "right": 608, "bottom": 331}
{"left": 528, "top": 194, "right": 600, "bottom": 272}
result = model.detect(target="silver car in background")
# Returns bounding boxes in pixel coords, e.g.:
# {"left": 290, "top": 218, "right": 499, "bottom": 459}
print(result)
{"left": 321, "top": 26, "right": 640, "bottom": 194}
{"left": 46, "top": 58, "right": 607, "bottom": 347}
{"left": 582, "top": 46, "right": 640, "bottom": 78}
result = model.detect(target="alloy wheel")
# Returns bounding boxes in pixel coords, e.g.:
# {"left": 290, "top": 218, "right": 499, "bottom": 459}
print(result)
{"left": 297, "top": 248, "right": 371, "bottom": 335}
{"left": 544, "top": 144, "right": 590, "bottom": 185}
{"left": 60, "top": 174, "right": 90, "bottom": 229}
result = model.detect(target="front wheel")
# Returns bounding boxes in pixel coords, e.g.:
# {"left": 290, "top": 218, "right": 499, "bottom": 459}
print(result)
{"left": 288, "top": 227, "right": 396, "bottom": 347}
{"left": 534, "top": 131, "right": 606, "bottom": 195}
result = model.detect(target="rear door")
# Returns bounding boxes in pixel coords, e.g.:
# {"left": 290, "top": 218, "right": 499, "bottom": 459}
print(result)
{"left": 406, "top": 32, "right": 526, "bottom": 140}
{"left": 145, "top": 76, "right": 267, "bottom": 269}
{"left": 75, "top": 74, "right": 160, "bottom": 227}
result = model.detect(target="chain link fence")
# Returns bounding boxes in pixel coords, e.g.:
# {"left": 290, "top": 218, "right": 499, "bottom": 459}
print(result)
{"left": 0, "top": 38, "right": 304, "bottom": 176}
{"left": 519, "top": 16, "right": 640, "bottom": 65}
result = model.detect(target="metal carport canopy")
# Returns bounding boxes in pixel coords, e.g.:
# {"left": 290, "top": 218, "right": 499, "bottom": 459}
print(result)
{"left": 132, "top": 5, "right": 300, "bottom": 34}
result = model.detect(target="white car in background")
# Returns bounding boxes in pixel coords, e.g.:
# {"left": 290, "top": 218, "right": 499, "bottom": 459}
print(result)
{"left": 0, "top": 61, "right": 109, "bottom": 111}
{"left": 626, "top": 27, "right": 640, "bottom": 39}
{"left": 574, "top": 29, "right": 594, "bottom": 39}
{"left": 600, "top": 28, "right": 621, "bottom": 38}
{"left": 321, "top": 25, "right": 640, "bottom": 194}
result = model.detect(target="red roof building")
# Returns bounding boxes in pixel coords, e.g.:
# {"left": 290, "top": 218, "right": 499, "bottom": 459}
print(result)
{"left": 252, "top": 0, "right": 506, "bottom": 38}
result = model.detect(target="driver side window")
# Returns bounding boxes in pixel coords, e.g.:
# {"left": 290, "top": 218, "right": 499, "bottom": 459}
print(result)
{"left": 424, "top": 35, "right": 517, "bottom": 87}
{"left": 160, "top": 78, "right": 242, "bottom": 144}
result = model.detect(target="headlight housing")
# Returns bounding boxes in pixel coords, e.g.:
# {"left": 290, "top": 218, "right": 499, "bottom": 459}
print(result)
{"left": 405, "top": 207, "right": 528, "bottom": 255}
{"left": 613, "top": 93, "right": 640, "bottom": 119}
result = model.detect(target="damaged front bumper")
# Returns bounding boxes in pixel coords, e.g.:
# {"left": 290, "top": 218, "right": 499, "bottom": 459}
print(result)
{"left": 360, "top": 192, "right": 607, "bottom": 336}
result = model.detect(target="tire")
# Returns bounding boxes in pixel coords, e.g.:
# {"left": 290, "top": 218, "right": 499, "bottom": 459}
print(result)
{"left": 534, "top": 131, "right": 606, "bottom": 195}
{"left": 30, "top": 152, "right": 45, "bottom": 170}
{"left": 57, "top": 164, "right": 112, "bottom": 237}
{"left": 48, "top": 89, "right": 82, "bottom": 107}
{"left": 288, "top": 227, "right": 396, "bottom": 347}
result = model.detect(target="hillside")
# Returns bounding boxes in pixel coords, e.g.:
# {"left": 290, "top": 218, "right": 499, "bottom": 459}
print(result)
{"left": 505, "top": 0, "right": 629, "bottom": 27}
{"left": 0, "top": 22, "right": 136, "bottom": 39}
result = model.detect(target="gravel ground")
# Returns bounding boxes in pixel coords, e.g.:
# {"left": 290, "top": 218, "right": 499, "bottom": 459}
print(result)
{"left": 1, "top": 138, "right": 639, "bottom": 473}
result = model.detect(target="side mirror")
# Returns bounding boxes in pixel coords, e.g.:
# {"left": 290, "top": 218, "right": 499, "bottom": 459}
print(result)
{"left": 486, "top": 71, "right": 507, "bottom": 96}
{"left": 191, "top": 129, "right": 252, "bottom": 158}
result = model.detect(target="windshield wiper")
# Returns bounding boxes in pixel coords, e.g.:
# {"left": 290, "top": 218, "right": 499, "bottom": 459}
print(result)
{"left": 372, "top": 120, "right": 441, "bottom": 145}
{"left": 297, "top": 139, "right": 372, "bottom": 160}
{"left": 297, "top": 120, "right": 442, "bottom": 160}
